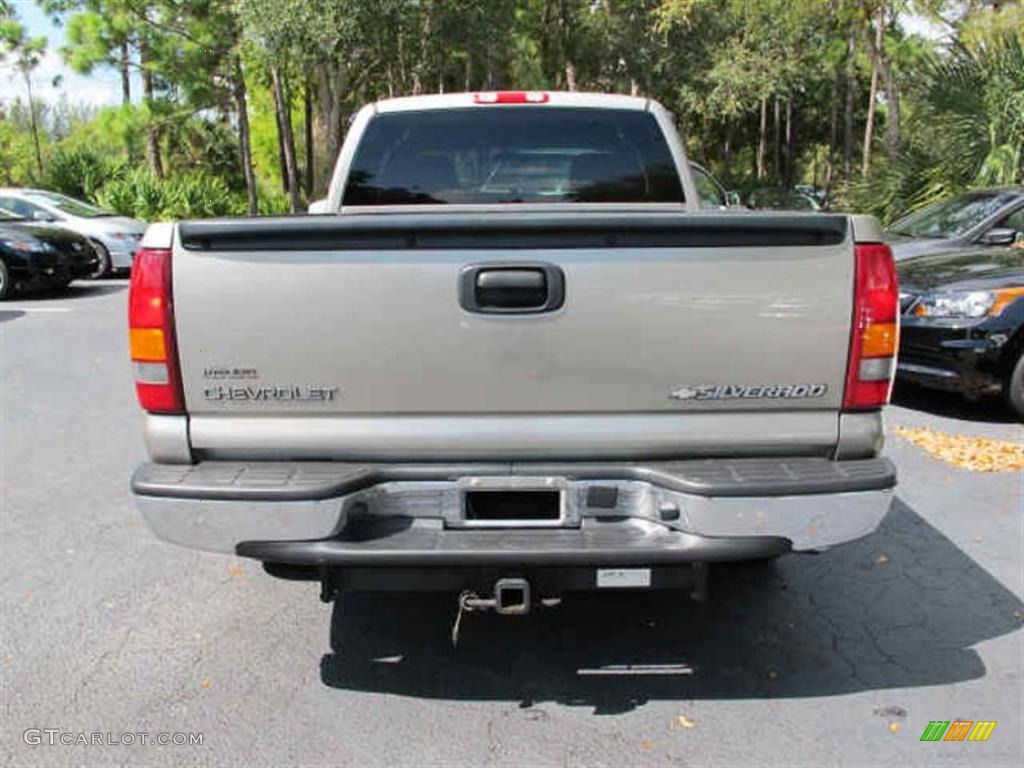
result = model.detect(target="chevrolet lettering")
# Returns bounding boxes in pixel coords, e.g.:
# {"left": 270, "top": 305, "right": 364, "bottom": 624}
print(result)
{"left": 203, "top": 385, "right": 339, "bottom": 402}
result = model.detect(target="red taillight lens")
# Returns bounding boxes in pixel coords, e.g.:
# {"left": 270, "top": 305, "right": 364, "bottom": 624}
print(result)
{"left": 473, "top": 91, "right": 549, "bottom": 104}
{"left": 844, "top": 243, "right": 899, "bottom": 410}
{"left": 128, "top": 247, "right": 184, "bottom": 413}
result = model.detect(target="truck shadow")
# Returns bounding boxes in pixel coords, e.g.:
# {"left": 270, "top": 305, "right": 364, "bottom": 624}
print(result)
{"left": 320, "top": 498, "right": 1023, "bottom": 712}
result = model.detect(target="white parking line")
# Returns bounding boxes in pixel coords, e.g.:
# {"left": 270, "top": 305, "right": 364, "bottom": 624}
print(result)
{"left": 3, "top": 307, "right": 72, "bottom": 313}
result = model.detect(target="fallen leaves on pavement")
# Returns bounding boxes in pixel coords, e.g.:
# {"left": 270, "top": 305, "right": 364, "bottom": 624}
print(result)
{"left": 670, "top": 715, "right": 697, "bottom": 730}
{"left": 893, "top": 426, "right": 1024, "bottom": 472}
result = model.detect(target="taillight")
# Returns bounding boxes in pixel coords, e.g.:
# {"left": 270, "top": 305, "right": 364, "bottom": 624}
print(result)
{"left": 473, "top": 91, "right": 549, "bottom": 104}
{"left": 844, "top": 243, "right": 899, "bottom": 410}
{"left": 128, "top": 247, "right": 184, "bottom": 413}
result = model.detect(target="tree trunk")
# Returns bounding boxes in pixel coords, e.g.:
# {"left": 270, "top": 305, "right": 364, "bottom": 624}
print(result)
{"left": 275, "top": 116, "right": 288, "bottom": 194}
{"left": 540, "top": 0, "right": 555, "bottom": 84}
{"left": 231, "top": 58, "right": 257, "bottom": 216}
{"left": 722, "top": 123, "right": 733, "bottom": 186}
{"left": 560, "top": 0, "right": 577, "bottom": 91}
{"left": 270, "top": 64, "right": 301, "bottom": 213}
{"left": 23, "top": 71, "right": 43, "bottom": 177}
{"left": 784, "top": 98, "right": 796, "bottom": 188}
{"left": 772, "top": 96, "right": 781, "bottom": 182}
{"left": 861, "top": 15, "right": 882, "bottom": 176}
{"left": 139, "top": 38, "right": 164, "bottom": 178}
{"left": 119, "top": 41, "right": 131, "bottom": 105}
{"left": 843, "top": 27, "right": 856, "bottom": 181}
{"left": 757, "top": 97, "right": 767, "bottom": 180}
{"left": 868, "top": 12, "right": 901, "bottom": 159}
{"left": 316, "top": 63, "right": 346, "bottom": 177}
{"left": 826, "top": 68, "right": 839, "bottom": 192}
{"left": 883, "top": 63, "right": 901, "bottom": 158}
{"left": 413, "top": 1, "right": 434, "bottom": 96}
{"left": 303, "top": 71, "right": 314, "bottom": 198}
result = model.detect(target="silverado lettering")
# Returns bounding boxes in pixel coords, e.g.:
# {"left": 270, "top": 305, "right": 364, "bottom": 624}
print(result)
{"left": 671, "top": 384, "right": 829, "bottom": 401}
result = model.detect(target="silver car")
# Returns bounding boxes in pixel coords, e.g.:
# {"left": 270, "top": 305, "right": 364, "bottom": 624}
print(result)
{"left": 0, "top": 188, "right": 146, "bottom": 277}
{"left": 886, "top": 187, "right": 1024, "bottom": 261}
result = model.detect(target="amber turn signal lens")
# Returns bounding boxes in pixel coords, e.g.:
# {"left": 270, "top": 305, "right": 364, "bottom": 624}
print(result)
{"left": 860, "top": 322, "right": 898, "bottom": 358}
{"left": 991, "top": 287, "right": 1024, "bottom": 316}
{"left": 129, "top": 327, "right": 167, "bottom": 361}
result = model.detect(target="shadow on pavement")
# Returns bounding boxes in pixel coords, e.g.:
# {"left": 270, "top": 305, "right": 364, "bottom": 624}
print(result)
{"left": 10, "top": 282, "right": 127, "bottom": 303}
{"left": 0, "top": 310, "right": 26, "bottom": 323}
{"left": 893, "top": 382, "right": 1017, "bottom": 425}
{"left": 320, "top": 499, "right": 1023, "bottom": 712}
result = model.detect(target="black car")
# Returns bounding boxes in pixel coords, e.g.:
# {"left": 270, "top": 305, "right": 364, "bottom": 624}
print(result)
{"left": 0, "top": 207, "right": 99, "bottom": 300}
{"left": 886, "top": 187, "right": 1024, "bottom": 261}
{"left": 897, "top": 247, "right": 1024, "bottom": 418}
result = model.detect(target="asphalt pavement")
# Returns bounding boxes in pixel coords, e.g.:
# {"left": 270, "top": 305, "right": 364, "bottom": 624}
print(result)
{"left": 1, "top": 281, "right": 1022, "bottom": 767}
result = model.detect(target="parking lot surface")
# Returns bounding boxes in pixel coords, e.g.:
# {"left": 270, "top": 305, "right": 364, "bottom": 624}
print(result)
{"left": 2, "top": 283, "right": 1022, "bottom": 767}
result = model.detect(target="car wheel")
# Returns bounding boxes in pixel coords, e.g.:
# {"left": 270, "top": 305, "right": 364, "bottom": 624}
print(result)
{"left": 0, "top": 260, "right": 11, "bottom": 301}
{"left": 1004, "top": 352, "right": 1024, "bottom": 421}
{"left": 89, "top": 241, "right": 112, "bottom": 279}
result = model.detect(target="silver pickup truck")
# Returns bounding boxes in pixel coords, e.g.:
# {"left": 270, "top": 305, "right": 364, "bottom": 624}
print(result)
{"left": 129, "top": 91, "right": 898, "bottom": 613}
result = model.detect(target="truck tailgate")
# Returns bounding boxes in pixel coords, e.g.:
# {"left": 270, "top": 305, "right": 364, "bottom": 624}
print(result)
{"left": 172, "top": 212, "right": 853, "bottom": 459}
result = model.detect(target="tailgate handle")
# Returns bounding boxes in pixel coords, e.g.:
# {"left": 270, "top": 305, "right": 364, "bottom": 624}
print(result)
{"left": 459, "top": 263, "right": 565, "bottom": 314}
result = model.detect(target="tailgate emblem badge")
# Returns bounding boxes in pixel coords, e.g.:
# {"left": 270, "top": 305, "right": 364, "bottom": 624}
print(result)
{"left": 204, "top": 385, "right": 339, "bottom": 402}
{"left": 670, "top": 384, "right": 828, "bottom": 401}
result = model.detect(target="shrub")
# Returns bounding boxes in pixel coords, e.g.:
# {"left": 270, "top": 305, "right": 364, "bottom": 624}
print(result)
{"left": 45, "top": 146, "right": 123, "bottom": 200}
{"left": 163, "top": 172, "right": 236, "bottom": 219}
{"left": 93, "top": 169, "right": 165, "bottom": 219}
{"left": 93, "top": 169, "right": 244, "bottom": 220}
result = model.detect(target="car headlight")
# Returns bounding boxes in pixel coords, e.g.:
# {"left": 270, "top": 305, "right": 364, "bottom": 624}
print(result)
{"left": 913, "top": 288, "right": 1024, "bottom": 318}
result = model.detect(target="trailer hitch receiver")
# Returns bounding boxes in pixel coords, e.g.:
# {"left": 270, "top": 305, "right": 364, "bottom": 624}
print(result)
{"left": 494, "top": 577, "right": 530, "bottom": 615}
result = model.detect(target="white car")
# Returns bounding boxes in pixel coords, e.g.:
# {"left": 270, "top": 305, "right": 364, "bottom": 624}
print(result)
{"left": 0, "top": 188, "right": 146, "bottom": 277}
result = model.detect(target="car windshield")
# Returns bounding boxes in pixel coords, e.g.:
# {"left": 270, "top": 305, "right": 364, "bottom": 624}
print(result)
{"left": 25, "top": 192, "right": 112, "bottom": 218}
{"left": 0, "top": 207, "right": 26, "bottom": 222}
{"left": 889, "top": 192, "right": 1017, "bottom": 238}
{"left": 343, "top": 107, "right": 684, "bottom": 205}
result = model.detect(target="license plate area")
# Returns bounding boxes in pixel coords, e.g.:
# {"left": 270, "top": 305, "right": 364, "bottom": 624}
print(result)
{"left": 453, "top": 477, "right": 570, "bottom": 528}
{"left": 465, "top": 490, "right": 561, "bottom": 522}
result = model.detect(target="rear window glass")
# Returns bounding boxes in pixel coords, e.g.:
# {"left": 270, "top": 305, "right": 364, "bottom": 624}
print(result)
{"left": 342, "top": 107, "right": 684, "bottom": 206}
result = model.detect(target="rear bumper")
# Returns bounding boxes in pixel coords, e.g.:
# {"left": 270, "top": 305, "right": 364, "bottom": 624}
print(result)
{"left": 132, "top": 458, "right": 895, "bottom": 563}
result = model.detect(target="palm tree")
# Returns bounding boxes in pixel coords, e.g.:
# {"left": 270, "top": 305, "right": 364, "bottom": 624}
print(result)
{"left": 843, "top": 35, "right": 1023, "bottom": 223}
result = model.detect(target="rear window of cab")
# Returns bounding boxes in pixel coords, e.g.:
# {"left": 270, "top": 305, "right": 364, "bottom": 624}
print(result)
{"left": 342, "top": 107, "right": 685, "bottom": 206}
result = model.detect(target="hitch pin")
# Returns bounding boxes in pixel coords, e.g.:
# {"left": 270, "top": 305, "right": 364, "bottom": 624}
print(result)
{"left": 452, "top": 590, "right": 493, "bottom": 647}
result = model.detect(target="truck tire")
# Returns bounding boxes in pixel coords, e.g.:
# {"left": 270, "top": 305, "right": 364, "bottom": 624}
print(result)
{"left": 89, "top": 241, "right": 112, "bottom": 279}
{"left": 0, "top": 260, "right": 11, "bottom": 301}
{"left": 1004, "top": 352, "right": 1024, "bottom": 421}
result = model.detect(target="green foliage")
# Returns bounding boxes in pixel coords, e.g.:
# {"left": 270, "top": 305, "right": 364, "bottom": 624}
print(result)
{"left": 93, "top": 169, "right": 237, "bottom": 220}
{"left": 840, "top": 35, "right": 1024, "bottom": 223}
{"left": 0, "top": 114, "right": 43, "bottom": 185}
{"left": 44, "top": 145, "right": 122, "bottom": 199}
{"left": 2, "top": 0, "right": 1019, "bottom": 222}
{"left": 58, "top": 104, "right": 148, "bottom": 161}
